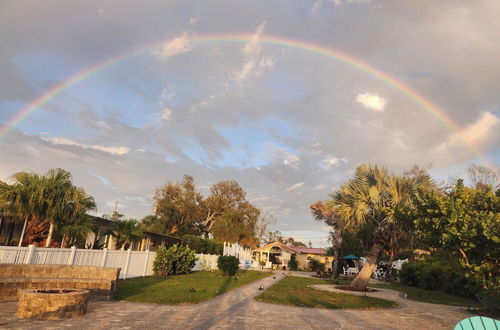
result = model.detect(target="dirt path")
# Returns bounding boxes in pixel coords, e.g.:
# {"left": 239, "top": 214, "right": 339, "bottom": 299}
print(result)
{"left": 0, "top": 273, "right": 469, "bottom": 329}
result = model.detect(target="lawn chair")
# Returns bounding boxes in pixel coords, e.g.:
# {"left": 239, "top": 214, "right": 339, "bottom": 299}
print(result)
{"left": 348, "top": 267, "right": 359, "bottom": 275}
{"left": 342, "top": 267, "right": 349, "bottom": 276}
{"left": 454, "top": 316, "right": 500, "bottom": 330}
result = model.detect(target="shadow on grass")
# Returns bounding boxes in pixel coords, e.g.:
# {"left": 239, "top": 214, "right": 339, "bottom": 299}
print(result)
{"left": 217, "top": 276, "right": 235, "bottom": 295}
{"left": 115, "top": 276, "right": 169, "bottom": 300}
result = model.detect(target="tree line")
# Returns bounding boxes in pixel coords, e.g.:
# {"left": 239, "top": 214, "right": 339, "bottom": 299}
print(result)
{"left": 311, "top": 163, "right": 499, "bottom": 309}
{"left": 0, "top": 169, "right": 289, "bottom": 249}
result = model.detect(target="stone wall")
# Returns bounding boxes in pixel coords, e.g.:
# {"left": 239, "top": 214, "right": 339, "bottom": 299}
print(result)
{"left": 0, "top": 264, "right": 120, "bottom": 302}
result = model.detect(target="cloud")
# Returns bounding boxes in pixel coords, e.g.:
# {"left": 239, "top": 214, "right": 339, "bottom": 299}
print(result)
{"left": 153, "top": 33, "right": 195, "bottom": 60}
{"left": 313, "top": 184, "right": 327, "bottom": 190}
{"left": 88, "top": 171, "right": 117, "bottom": 190}
{"left": 439, "top": 112, "right": 499, "bottom": 150}
{"left": 286, "top": 182, "right": 305, "bottom": 191}
{"left": 44, "top": 137, "right": 130, "bottom": 155}
{"left": 234, "top": 22, "right": 275, "bottom": 82}
{"left": 355, "top": 92, "right": 387, "bottom": 112}
{"left": 160, "top": 108, "right": 172, "bottom": 121}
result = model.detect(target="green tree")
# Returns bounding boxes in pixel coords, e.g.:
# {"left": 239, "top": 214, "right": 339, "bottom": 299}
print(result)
{"left": 153, "top": 175, "right": 205, "bottom": 236}
{"left": 0, "top": 168, "right": 95, "bottom": 247}
{"left": 319, "top": 164, "right": 434, "bottom": 289}
{"left": 107, "top": 219, "right": 142, "bottom": 250}
{"left": 412, "top": 180, "right": 499, "bottom": 309}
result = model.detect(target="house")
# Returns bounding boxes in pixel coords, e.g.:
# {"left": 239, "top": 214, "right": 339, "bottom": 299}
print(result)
{"left": 0, "top": 212, "right": 179, "bottom": 251}
{"left": 252, "top": 242, "right": 331, "bottom": 270}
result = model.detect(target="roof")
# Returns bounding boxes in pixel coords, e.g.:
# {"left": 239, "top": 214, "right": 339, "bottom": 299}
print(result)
{"left": 254, "top": 242, "right": 326, "bottom": 255}
{"left": 292, "top": 247, "right": 327, "bottom": 255}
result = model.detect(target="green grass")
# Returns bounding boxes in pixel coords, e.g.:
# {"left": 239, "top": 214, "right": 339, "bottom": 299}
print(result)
{"left": 368, "top": 283, "right": 480, "bottom": 307}
{"left": 115, "top": 270, "right": 270, "bottom": 304}
{"left": 254, "top": 276, "right": 396, "bottom": 309}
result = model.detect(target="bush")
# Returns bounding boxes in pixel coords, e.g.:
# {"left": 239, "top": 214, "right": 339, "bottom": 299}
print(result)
{"left": 153, "top": 245, "right": 197, "bottom": 276}
{"left": 217, "top": 255, "right": 240, "bottom": 276}
{"left": 399, "top": 260, "right": 479, "bottom": 297}
{"left": 288, "top": 254, "right": 298, "bottom": 271}
{"left": 308, "top": 258, "right": 325, "bottom": 272}
{"left": 181, "top": 235, "right": 223, "bottom": 255}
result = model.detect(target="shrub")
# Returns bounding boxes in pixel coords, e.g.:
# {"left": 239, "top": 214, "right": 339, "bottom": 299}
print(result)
{"left": 308, "top": 258, "right": 325, "bottom": 272}
{"left": 399, "top": 260, "right": 479, "bottom": 298}
{"left": 217, "top": 255, "right": 240, "bottom": 276}
{"left": 153, "top": 245, "right": 197, "bottom": 276}
{"left": 288, "top": 254, "right": 298, "bottom": 271}
{"left": 181, "top": 235, "right": 223, "bottom": 255}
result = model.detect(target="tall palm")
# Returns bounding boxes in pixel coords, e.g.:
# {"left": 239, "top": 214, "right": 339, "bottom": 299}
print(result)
{"left": 329, "top": 164, "right": 433, "bottom": 289}
{"left": 0, "top": 169, "right": 95, "bottom": 247}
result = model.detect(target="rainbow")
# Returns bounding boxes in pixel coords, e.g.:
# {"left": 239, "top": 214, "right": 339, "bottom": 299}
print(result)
{"left": 0, "top": 33, "right": 488, "bottom": 162}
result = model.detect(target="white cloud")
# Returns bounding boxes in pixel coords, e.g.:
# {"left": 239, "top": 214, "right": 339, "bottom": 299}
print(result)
{"left": 356, "top": 92, "right": 387, "bottom": 112}
{"left": 322, "top": 156, "right": 347, "bottom": 169}
{"left": 160, "top": 108, "right": 172, "bottom": 121}
{"left": 234, "top": 22, "right": 275, "bottom": 83}
{"left": 44, "top": 137, "right": 130, "bottom": 155}
{"left": 439, "top": 112, "right": 499, "bottom": 150}
{"left": 282, "top": 153, "right": 301, "bottom": 168}
{"left": 286, "top": 182, "right": 304, "bottom": 191}
{"left": 153, "top": 33, "right": 195, "bottom": 60}
{"left": 313, "top": 184, "right": 327, "bottom": 190}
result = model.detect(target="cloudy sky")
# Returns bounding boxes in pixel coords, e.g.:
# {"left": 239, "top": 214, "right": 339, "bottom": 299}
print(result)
{"left": 1, "top": 0, "right": 499, "bottom": 247}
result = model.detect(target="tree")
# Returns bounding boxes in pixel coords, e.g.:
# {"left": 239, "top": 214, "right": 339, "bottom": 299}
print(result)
{"left": 311, "top": 200, "right": 342, "bottom": 277}
{"left": 107, "top": 219, "right": 142, "bottom": 250}
{"left": 153, "top": 175, "right": 205, "bottom": 236}
{"left": 320, "top": 164, "right": 434, "bottom": 289}
{"left": 203, "top": 180, "right": 260, "bottom": 235}
{"left": 58, "top": 214, "right": 93, "bottom": 248}
{"left": 466, "top": 164, "right": 499, "bottom": 191}
{"left": 412, "top": 179, "right": 499, "bottom": 308}
{"left": 254, "top": 213, "right": 275, "bottom": 246}
{"left": 141, "top": 215, "right": 168, "bottom": 235}
{"left": 0, "top": 168, "right": 95, "bottom": 247}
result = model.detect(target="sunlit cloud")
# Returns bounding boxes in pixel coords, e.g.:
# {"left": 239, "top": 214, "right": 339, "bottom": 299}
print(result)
{"left": 286, "top": 182, "right": 305, "bottom": 191}
{"left": 44, "top": 137, "right": 130, "bottom": 155}
{"left": 153, "top": 33, "right": 195, "bottom": 60}
{"left": 356, "top": 92, "right": 387, "bottom": 112}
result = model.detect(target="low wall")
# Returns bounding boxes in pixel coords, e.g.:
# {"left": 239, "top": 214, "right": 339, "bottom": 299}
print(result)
{"left": 0, "top": 264, "right": 120, "bottom": 302}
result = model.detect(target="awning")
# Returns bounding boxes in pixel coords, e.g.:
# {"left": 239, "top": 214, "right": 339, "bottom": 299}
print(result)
{"left": 341, "top": 254, "right": 360, "bottom": 260}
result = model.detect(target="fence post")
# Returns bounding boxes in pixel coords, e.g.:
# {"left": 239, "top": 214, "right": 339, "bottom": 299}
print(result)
{"left": 142, "top": 249, "right": 150, "bottom": 277}
{"left": 101, "top": 248, "right": 108, "bottom": 267}
{"left": 68, "top": 246, "right": 77, "bottom": 265}
{"left": 25, "top": 245, "right": 35, "bottom": 264}
{"left": 122, "top": 248, "right": 132, "bottom": 279}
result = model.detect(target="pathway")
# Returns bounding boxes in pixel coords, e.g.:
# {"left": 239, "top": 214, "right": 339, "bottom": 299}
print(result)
{"left": 0, "top": 273, "right": 470, "bottom": 329}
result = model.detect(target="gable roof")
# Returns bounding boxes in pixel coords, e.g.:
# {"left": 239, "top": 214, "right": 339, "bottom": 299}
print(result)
{"left": 291, "top": 247, "right": 327, "bottom": 255}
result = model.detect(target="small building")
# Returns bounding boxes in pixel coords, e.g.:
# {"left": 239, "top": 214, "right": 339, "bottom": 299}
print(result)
{"left": 0, "top": 213, "right": 179, "bottom": 251}
{"left": 252, "top": 242, "right": 331, "bottom": 270}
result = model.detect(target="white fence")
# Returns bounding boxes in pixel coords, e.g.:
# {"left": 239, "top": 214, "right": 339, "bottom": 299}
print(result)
{"left": 223, "top": 242, "right": 253, "bottom": 265}
{"left": 0, "top": 242, "right": 253, "bottom": 278}
{"left": 0, "top": 245, "right": 220, "bottom": 279}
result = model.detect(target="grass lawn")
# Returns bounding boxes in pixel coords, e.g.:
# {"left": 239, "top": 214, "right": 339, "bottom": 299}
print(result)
{"left": 115, "top": 270, "right": 270, "bottom": 304}
{"left": 254, "top": 276, "right": 396, "bottom": 309}
{"left": 368, "top": 283, "right": 480, "bottom": 307}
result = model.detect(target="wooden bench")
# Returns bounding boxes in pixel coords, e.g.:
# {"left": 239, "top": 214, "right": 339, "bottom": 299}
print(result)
{"left": 0, "top": 264, "right": 120, "bottom": 302}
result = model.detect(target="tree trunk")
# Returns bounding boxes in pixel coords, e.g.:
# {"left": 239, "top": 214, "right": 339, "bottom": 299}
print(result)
{"left": 18, "top": 217, "right": 28, "bottom": 247}
{"left": 45, "top": 222, "right": 54, "bottom": 247}
{"left": 60, "top": 234, "right": 67, "bottom": 248}
{"left": 350, "top": 228, "right": 389, "bottom": 290}
{"left": 332, "top": 247, "right": 341, "bottom": 279}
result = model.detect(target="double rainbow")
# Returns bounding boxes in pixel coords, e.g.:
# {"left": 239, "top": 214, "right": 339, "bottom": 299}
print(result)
{"left": 0, "top": 33, "right": 487, "bottom": 162}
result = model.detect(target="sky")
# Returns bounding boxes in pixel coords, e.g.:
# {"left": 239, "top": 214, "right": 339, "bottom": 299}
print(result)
{"left": 0, "top": 0, "right": 499, "bottom": 247}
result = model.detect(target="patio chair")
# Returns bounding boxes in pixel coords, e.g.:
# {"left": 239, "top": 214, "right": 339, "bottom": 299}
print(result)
{"left": 454, "top": 316, "right": 500, "bottom": 330}
{"left": 342, "top": 267, "right": 349, "bottom": 276}
{"left": 348, "top": 267, "right": 359, "bottom": 275}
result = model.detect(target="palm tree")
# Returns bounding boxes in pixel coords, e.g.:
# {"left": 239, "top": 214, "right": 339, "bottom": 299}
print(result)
{"left": 0, "top": 169, "right": 95, "bottom": 247}
{"left": 107, "top": 219, "right": 142, "bottom": 250}
{"left": 324, "top": 164, "right": 434, "bottom": 289}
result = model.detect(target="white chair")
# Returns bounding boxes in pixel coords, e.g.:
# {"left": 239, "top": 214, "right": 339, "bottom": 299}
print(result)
{"left": 348, "top": 267, "right": 359, "bottom": 275}
{"left": 342, "top": 266, "right": 349, "bottom": 276}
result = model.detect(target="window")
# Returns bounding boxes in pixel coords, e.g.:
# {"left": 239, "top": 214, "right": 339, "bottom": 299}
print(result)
{"left": 307, "top": 256, "right": 312, "bottom": 260}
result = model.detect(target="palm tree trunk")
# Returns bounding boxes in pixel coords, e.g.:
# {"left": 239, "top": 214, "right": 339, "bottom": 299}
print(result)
{"left": 60, "top": 234, "right": 67, "bottom": 248}
{"left": 332, "top": 248, "right": 341, "bottom": 279}
{"left": 45, "top": 222, "right": 54, "bottom": 247}
{"left": 18, "top": 216, "right": 28, "bottom": 247}
{"left": 350, "top": 228, "right": 388, "bottom": 290}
